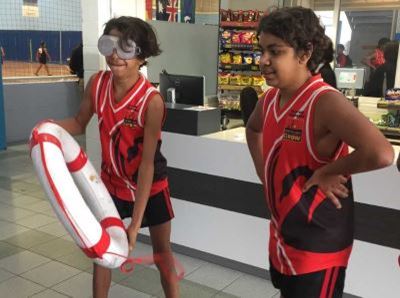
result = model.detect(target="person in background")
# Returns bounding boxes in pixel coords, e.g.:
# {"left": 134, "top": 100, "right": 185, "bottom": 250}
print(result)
{"left": 362, "top": 37, "right": 390, "bottom": 71}
{"left": 364, "top": 41, "right": 399, "bottom": 97}
{"left": 246, "top": 6, "right": 393, "bottom": 298}
{"left": 336, "top": 44, "right": 352, "bottom": 68}
{"left": 69, "top": 42, "right": 84, "bottom": 80}
{"left": 34, "top": 41, "right": 52, "bottom": 76}
{"left": 317, "top": 39, "right": 337, "bottom": 88}
{"left": 0, "top": 44, "right": 5, "bottom": 65}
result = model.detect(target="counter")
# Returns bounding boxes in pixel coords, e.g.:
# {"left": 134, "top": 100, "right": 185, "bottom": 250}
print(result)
{"left": 86, "top": 121, "right": 400, "bottom": 298}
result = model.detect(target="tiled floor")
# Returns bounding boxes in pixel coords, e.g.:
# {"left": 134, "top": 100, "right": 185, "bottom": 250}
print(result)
{"left": 0, "top": 139, "right": 279, "bottom": 298}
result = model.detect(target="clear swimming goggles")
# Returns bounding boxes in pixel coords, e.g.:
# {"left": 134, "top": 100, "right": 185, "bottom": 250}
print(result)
{"left": 97, "top": 35, "right": 141, "bottom": 60}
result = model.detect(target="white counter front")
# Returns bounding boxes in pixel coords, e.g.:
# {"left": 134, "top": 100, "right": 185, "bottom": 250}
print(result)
{"left": 86, "top": 121, "right": 400, "bottom": 298}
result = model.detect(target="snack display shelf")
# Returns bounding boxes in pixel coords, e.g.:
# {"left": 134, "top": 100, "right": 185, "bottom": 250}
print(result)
{"left": 377, "top": 100, "right": 400, "bottom": 110}
{"left": 218, "top": 84, "right": 263, "bottom": 92}
{"left": 377, "top": 125, "right": 400, "bottom": 137}
{"left": 220, "top": 21, "right": 259, "bottom": 28}
{"left": 219, "top": 64, "right": 260, "bottom": 71}
{"left": 221, "top": 43, "right": 261, "bottom": 51}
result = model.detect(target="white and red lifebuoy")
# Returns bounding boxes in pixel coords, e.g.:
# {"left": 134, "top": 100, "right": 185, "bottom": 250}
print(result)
{"left": 29, "top": 121, "right": 129, "bottom": 269}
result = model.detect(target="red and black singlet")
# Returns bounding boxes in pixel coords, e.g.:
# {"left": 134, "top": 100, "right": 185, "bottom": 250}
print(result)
{"left": 92, "top": 71, "right": 168, "bottom": 201}
{"left": 262, "top": 75, "right": 354, "bottom": 275}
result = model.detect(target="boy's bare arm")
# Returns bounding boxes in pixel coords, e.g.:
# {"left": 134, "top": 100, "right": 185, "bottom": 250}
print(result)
{"left": 246, "top": 98, "right": 265, "bottom": 181}
{"left": 315, "top": 92, "right": 394, "bottom": 177}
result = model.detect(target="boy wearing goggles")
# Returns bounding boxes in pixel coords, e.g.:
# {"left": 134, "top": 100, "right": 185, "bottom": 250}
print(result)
{"left": 56, "top": 17, "right": 179, "bottom": 298}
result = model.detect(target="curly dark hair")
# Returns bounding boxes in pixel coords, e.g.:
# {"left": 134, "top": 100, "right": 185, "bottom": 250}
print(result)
{"left": 103, "top": 16, "right": 161, "bottom": 66}
{"left": 257, "top": 7, "right": 331, "bottom": 73}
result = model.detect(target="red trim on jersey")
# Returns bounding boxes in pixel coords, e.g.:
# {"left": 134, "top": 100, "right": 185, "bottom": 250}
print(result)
{"left": 273, "top": 77, "right": 323, "bottom": 122}
{"left": 163, "top": 188, "right": 174, "bottom": 218}
{"left": 66, "top": 149, "right": 88, "bottom": 172}
{"left": 269, "top": 227, "right": 352, "bottom": 275}
{"left": 138, "top": 89, "right": 160, "bottom": 128}
{"left": 327, "top": 267, "right": 340, "bottom": 298}
{"left": 320, "top": 267, "right": 332, "bottom": 298}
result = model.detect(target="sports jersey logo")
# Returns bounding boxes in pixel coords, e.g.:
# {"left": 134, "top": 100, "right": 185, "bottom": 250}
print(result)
{"left": 123, "top": 118, "right": 138, "bottom": 128}
{"left": 283, "top": 116, "right": 304, "bottom": 142}
{"left": 283, "top": 127, "right": 302, "bottom": 142}
{"left": 124, "top": 105, "right": 139, "bottom": 128}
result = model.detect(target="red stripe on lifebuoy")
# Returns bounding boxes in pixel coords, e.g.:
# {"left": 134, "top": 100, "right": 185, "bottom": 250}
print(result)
{"left": 100, "top": 217, "right": 125, "bottom": 230}
{"left": 31, "top": 133, "right": 62, "bottom": 150}
{"left": 82, "top": 229, "right": 111, "bottom": 258}
{"left": 39, "top": 140, "right": 96, "bottom": 258}
{"left": 67, "top": 149, "right": 88, "bottom": 172}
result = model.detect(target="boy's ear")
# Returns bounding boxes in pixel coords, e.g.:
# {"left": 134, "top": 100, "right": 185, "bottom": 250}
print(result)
{"left": 299, "top": 43, "right": 313, "bottom": 65}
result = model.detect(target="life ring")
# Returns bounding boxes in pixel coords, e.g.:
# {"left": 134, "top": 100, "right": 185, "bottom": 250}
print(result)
{"left": 29, "top": 121, "right": 129, "bottom": 269}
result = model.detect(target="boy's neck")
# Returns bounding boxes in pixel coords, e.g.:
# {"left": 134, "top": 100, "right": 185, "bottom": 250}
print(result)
{"left": 279, "top": 71, "right": 312, "bottom": 106}
{"left": 112, "top": 72, "right": 140, "bottom": 103}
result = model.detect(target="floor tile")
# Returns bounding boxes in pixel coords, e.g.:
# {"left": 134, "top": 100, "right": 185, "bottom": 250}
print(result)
{"left": 52, "top": 271, "right": 93, "bottom": 298}
{"left": 109, "top": 283, "right": 152, "bottom": 298}
{"left": 36, "top": 221, "right": 69, "bottom": 237}
{"left": 0, "top": 241, "right": 25, "bottom": 258}
{"left": 173, "top": 252, "right": 206, "bottom": 276}
{"left": 1, "top": 194, "right": 42, "bottom": 208}
{"left": 31, "top": 288, "right": 71, "bottom": 298}
{"left": 16, "top": 213, "right": 57, "bottom": 229}
{"left": 185, "top": 262, "right": 242, "bottom": 291}
{"left": 57, "top": 250, "right": 93, "bottom": 271}
{"left": 22, "top": 200, "right": 53, "bottom": 213}
{"left": 4, "top": 229, "right": 56, "bottom": 249}
{"left": 21, "top": 260, "right": 81, "bottom": 287}
{"left": 0, "top": 276, "right": 45, "bottom": 297}
{"left": 119, "top": 267, "right": 163, "bottom": 295}
{"left": 30, "top": 237, "right": 78, "bottom": 259}
{"left": 0, "top": 267, "right": 15, "bottom": 283}
{"left": 0, "top": 220, "right": 29, "bottom": 240}
{"left": 221, "top": 273, "right": 278, "bottom": 298}
{"left": 213, "top": 292, "right": 239, "bottom": 298}
{"left": 0, "top": 204, "right": 34, "bottom": 221}
{"left": 155, "top": 279, "right": 219, "bottom": 298}
{"left": 0, "top": 250, "right": 51, "bottom": 274}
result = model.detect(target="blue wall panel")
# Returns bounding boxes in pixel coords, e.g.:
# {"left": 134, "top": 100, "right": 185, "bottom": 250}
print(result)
{"left": 0, "top": 30, "right": 82, "bottom": 63}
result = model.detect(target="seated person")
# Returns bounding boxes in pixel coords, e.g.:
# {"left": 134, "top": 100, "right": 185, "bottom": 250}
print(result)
{"left": 336, "top": 44, "right": 352, "bottom": 68}
{"left": 240, "top": 86, "right": 258, "bottom": 125}
{"left": 363, "top": 41, "right": 399, "bottom": 97}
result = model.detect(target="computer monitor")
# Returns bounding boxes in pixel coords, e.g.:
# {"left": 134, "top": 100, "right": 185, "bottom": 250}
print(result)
{"left": 334, "top": 68, "right": 365, "bottom": 90}
{"left": 159, "top": 72, "right": 205, "bottom": 106}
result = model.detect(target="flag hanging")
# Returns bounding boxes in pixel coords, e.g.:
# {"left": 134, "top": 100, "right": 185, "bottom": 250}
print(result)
{"left": 156, "top": 0, "right": 178, "bottom": 22}
{"left": 145, "top": 0, "right": 153, "bottom": 20}
{"left": 180, "top": 0, "right": 195, "bottom": 23}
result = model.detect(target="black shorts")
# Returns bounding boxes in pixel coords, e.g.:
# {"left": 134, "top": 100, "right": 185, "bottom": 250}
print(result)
{"left": 270, "top": 262, "right": 346, "bottom": 298}
{"left": 112, "top": 188, "right": 174, "bottom": 228}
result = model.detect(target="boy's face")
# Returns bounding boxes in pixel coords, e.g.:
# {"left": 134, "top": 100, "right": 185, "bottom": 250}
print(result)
{"left": 104, "top": 29, "right": 144, "bottom": 78}
{"left": 337, "top": 47, "right": 344, "bottom": 55}
{"left": 258, "top": 32, "right": 310, "bottom": 89}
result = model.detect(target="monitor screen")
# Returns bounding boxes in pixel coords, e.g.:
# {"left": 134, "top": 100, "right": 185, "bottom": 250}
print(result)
{"left": 159, "top": 72, "right": 205, "bottom": 106}
{"left": 334, "top": 68, "right": 365, "bottom": 89}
